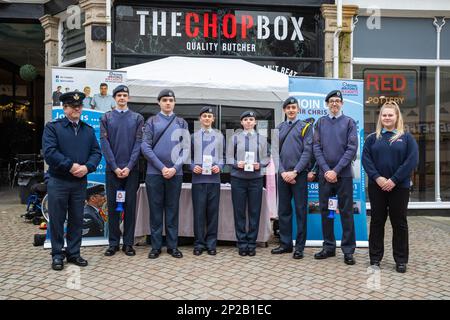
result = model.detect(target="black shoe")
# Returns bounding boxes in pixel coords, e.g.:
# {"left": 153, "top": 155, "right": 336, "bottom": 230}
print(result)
{"left": 207, "top": 249, "right": 217, "bottom": 256}
{"left": 122, "top": 245, "right": 136, "bottom": 256}
{"left": 104, "top": 246, "right": 120, "bottom": 256}
{"left": 396, "top": 263, "right": 407, "bottom": 273}
{"left": 314, "top": 249, "right": 336, "bottom": 259}
{"left": 271, "top": 246, "right": 293, "bottom": 254}
{"left": 293, "top": 250, "right": 304, "bottom": 259}
{"left": 167, "top": 248, "right": 183, "bottom": 258}
{"left": 370, "top": 260, "right": 381, "bottom": 267}
{"left": 193, "top": 248, "right": 204, "bottom": 256}
{"left": 238, "top": 249, "right": 248, "bottom": 256}
{"left": 51, "top": 258, "right": 64, "bottom": 271}
{"left": 148, "top": 249, "right": 161, "bottom": 259}
{"left": 344, "top": 254, "right": 355, "bottom": 265}
{"left": 67, "top": 256, "right": 88, "bottom": 267}
{"left": 247, "top": 249, "right": 256, "bottom": 256}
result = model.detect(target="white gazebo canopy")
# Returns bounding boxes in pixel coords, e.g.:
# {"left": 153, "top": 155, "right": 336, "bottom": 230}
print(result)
{"left": 119, "top": 56, "right": 289, "bottom": 108}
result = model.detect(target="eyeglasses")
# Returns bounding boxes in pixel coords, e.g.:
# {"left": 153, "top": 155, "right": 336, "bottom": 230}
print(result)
{"left": 328, "top": 99, "right": 342, "bottom": 104}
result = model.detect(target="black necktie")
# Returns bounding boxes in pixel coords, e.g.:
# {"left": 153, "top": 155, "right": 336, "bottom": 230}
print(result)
{"left": 288, "top": 121, "right": 292, "bottom": 125}
{"left": 332, "top": 117, "right": 336, "bottom": 120}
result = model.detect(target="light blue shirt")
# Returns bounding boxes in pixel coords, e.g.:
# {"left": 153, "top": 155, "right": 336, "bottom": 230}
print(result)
{"left": 90, "top": 94, "right": 116, "bottom": 112}
{"left": 381, "top": 128, "right": 398, "bottom": 134}
{"left": 82, "top": 96, "right": 92, "bottom": 109}
{"left": 328, "top": 111, "right": 343, "bottom": 119}
{"left": 159, "top": 111, "right": 174, "bottom": 117}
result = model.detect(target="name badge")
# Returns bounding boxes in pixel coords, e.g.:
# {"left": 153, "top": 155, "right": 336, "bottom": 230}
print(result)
{"left": 202, "top": 155, "right": 213, "bottom": 175}
{"left": 244, "top": 151, "right": 255, "bottom": 172}
{"left": 328, "top": 197, "right": 338, "bottom": 210}
{"left": 116, "top": 190, "right": 126, "bottom": 203}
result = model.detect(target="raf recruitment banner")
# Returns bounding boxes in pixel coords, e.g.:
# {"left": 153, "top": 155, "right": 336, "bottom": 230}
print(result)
{"left": 50, "top": 67, "right": 127, "bottom": 185}
{"left": 289, "top": 76, "right": 368, "bottom": 247}
{"left": 45, "top": 67, "right": 127, "bottom": 247}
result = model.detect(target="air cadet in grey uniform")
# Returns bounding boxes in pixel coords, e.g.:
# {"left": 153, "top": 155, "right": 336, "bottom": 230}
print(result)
{"left": 313, "top": 90, "right": 358, "bottom": 265}
{"left": 228, "top": 111, "right": 270, "bottom": 256}
{"left": 271, "top": 97, "right": 313, "bottom": 259}
{"left": 141, "top": 89, "right": 190, "bottom": 259}
{"left": 191, "top": 107, "right": 224, "bottom": 256}
{"left": 100, "top": 85, "right": 144, "bottom": 257}
{"left": 43, "top": 91, "right": 102, "bottom": 270}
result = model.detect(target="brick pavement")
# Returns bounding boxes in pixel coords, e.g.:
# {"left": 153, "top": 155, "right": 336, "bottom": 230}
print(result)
{"left": 1, "top": 188, "right": 449, "bottom": 300}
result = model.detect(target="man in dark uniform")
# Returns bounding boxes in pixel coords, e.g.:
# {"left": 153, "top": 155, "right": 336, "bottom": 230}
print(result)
{"left": 43, "top": 91, "right": 102, "bottom": 271}
{"left": 271, "top": 97, "right": 312, "bottom": 259}
{"left": 190, "top": 107, "right": 224, "bottom": 256}
{"left": 100, "top": 85, "right": 144, "bottom": 257}
{"left": 83, "top": 184, "right": 106, "bottom": 238}
{"left": 313, "top": 90, "right": 358, "bottom": 265}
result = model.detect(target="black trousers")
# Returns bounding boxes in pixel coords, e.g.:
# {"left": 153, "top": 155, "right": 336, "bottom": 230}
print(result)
{"left": 47, "top": 176, "right": 87, "bottom": 260}
{"left": 106, "top": 170, "right": 140, "bottom": 247}
{"left": 277, "top": 171, "right": 308, "bottom": 251}
{"left": 192, "top": 183, "right": 220, "bottom": 250}
{"left": 368, "top": 183, "right": 410, "bottom": 264}
{"left": 318, "top": 176, "right": 356, "bottom": 254}
{"left": 230, "top": 177, "right": 263, "bottom": 250}
{"left": 145, "top": 174, "right": 183, "bottom": 250}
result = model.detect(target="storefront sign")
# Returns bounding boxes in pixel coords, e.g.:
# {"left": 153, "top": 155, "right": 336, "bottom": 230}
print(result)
{"left": 363, "top": 69, "right": 417, "bottom": 107}
{"left": 114, "top": 5, "right": 320, "bottom": 58}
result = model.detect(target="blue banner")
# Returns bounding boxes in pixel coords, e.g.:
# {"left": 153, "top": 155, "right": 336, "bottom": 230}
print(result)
{"left": 44, "top": 67, "right": 126, "bottom": 248}
{"left": 289, "top": 76, "right": 368, "bottom": 245}
{"left": 52, "top": 107, "right": 106, "bottom": 185}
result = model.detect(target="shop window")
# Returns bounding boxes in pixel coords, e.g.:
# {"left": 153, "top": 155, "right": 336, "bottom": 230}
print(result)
{"left": 440, "top": 67, "right": 450, "bottom": 201}
{"left": 354, "top": 65, "right": 440, "bottom": 202}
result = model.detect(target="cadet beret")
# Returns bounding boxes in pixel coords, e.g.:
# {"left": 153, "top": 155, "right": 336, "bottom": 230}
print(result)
{"left": 157, "top": 89, "right": 175, "bottom": 101}
{"left": 325, "top": 90, "right": 343, "bottom": 102}
{"left": 113, "top": 85, "right": 129, "bottom": 97}
{"left": 240, "top": 110, "right": 256, "bottom": 120}
{"left": 282, "top": 96, "right": 298, "bottom": 108}
{"left": 86, "top": 184, "right": 105, "bottom": 200}
{"left": 59, "top": 91, "right": 86, "bottom": 106}
{"left": 199, "top": 106, "right": 214, "bottom": 116}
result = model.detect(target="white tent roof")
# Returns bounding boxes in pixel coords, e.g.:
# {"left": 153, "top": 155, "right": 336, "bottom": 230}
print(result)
{"left": 119, "top": 56, "right": 289, "bottom": 108}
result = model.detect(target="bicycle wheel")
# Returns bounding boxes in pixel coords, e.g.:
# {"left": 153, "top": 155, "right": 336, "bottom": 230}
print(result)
{"left": 41, "top": 193, "right": 49, "bottom": 222}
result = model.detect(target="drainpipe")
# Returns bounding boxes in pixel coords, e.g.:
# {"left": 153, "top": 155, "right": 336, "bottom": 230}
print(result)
{"left": 333, "top": 0, "right": 342, "bottom": 79}
{"left": 350, "top": 15, "right": 358, "bottom": 79}
{"left": 106, "top": 0, "right": 112, "bottom": 69}
{"left": 433, "top": 17, "right": 445, "bottom": 202}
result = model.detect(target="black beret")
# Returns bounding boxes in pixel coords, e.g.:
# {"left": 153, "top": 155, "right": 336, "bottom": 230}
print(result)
{"left": 282, "top": 96, "right": 298, "bottom": 108}
{"left": 113, "top": 85, "right": 129, "bottom": 97}
{"left": 240, "top": 110, "right": 256, "bottom": 120}
{"left": 199, "top": 106, "right": 214, "bottom": 116}
{"left": 86, "top": 184, "right": 105, "bottom": 200}
{"left": 157, "top": 89, "right": 175, "bottom": 101}
{"left": 60, "top": 91, "right": 86, "bottom": 106}
{"left": 325, "top": 90, "right": 343, "bottom": 102}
